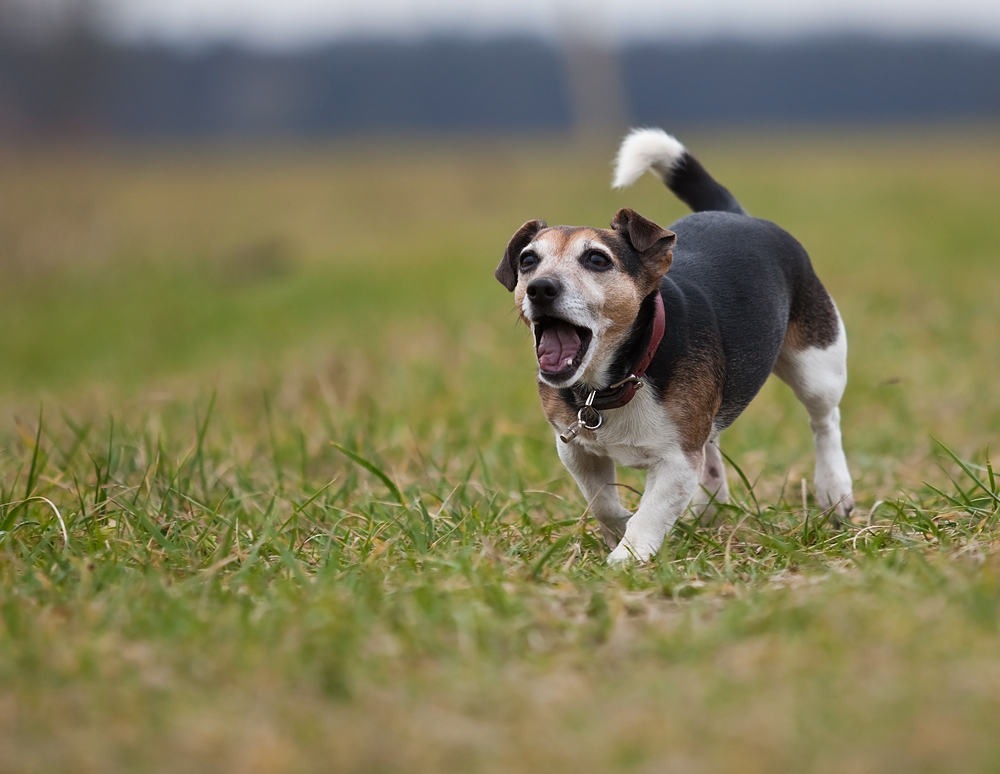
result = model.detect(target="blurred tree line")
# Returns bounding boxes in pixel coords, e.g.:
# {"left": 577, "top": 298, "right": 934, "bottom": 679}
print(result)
{"left": 1, "top": 0, "right": 998, "bottom": 141}
{"left": 0, "top": 0, "right": 106, "bottom": 137}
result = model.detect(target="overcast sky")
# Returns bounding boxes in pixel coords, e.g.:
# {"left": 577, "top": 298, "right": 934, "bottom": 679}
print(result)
{"left": 81, "top": 0, "right": 1000, "bottom": 48}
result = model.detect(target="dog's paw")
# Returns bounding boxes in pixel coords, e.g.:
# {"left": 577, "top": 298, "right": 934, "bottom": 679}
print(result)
{"left": 816, "top": 475, "right": 854, "bottom": 523}
{"left": 606, "top": 543, "right": 636, "bottom": 565}
{"left": 606, "top": 537, "right": 657, "bottom": 566}
{"left": 815, "top": 451, "right": 853, "bottom": 514}
{"left": 829, "top": 492, "right": 856, "bottom": 524}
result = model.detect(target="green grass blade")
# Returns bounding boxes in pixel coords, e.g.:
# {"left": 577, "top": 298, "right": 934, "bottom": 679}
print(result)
{"left": 934, "top": 439, "right": 1000, "bottom": 508}
{"left": 331, "top": 443, "right": 406, "bottom": 508}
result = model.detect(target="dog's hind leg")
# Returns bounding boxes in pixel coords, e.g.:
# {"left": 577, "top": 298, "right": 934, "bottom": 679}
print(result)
{"left": 557, "top": 439, "right": 632, "bottom": 548}
{"left": 773, "top": 314, "right": 855, "bottom": 520}
{"left": 691, "top": 433, "right": 729, "bottom": 526}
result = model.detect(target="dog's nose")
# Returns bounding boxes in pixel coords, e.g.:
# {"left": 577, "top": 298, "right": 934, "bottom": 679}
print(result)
{"left": 526, "top": 277, "right": 561, "bottom": 303}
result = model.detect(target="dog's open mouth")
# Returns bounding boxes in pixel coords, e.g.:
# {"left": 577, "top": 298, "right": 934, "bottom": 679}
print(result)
{"left": 534, "top": 317, "right": 592, "bottom": 379}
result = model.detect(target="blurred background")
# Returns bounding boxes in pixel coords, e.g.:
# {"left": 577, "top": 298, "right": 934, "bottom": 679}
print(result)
{"left": 1, "top": 0, "right": 999, "bottom": 140}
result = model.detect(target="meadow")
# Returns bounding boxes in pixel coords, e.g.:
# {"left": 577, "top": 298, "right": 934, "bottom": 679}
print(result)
{"left": 1, "top": 129, "right": 999, "bottom": 772}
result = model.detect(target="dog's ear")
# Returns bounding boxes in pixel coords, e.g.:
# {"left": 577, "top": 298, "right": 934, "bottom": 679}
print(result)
{"left": 496, "top": 219, "right": 546, "bottom": 292}
{"left": 611, "top": 208, "right": 676, "bottom": 276}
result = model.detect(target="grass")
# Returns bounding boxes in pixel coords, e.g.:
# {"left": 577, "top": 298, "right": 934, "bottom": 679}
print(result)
{"left": 1, "top": 128, "right": 1000, "bottom": 772}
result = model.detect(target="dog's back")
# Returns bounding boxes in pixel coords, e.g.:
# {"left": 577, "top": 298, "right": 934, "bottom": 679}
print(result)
{"left": 616, "top": 130, "right": 841, "bottom": 431}
{"left": 660, "top": 213, "right": 800, "bottom": 430}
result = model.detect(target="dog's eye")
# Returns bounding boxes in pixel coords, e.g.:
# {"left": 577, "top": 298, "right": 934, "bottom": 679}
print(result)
{"left": 585, "top": 250, "right": 612, "bottom": 270}
{"left": 519, "top": 252, "right": 538, "bottom": 271}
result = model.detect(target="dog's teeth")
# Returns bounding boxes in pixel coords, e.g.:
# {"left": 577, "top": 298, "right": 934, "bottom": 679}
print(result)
{"left": 564, "top": 358, "right": 574, "bottom": 368}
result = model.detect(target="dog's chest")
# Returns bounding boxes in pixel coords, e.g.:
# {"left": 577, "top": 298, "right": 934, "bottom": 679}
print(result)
{"left": 569, "top": 385, "right": 680, "bottom": 468}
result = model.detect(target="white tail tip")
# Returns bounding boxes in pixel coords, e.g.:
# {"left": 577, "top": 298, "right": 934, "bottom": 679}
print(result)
{"left": 612, "top": 128, "right": 686, "bottom": 189}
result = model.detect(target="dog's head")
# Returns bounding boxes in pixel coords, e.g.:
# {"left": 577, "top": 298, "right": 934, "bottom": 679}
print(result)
{"left": 496, "top": 208, "right": 675, "bottom": 389}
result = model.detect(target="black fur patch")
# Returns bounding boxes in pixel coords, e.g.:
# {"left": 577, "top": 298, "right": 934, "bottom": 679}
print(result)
{"left": 785, "top": 270, "right": 839, "bottom": 349}
{"left": 666, "top": 153, "right": 747, "bottom": 215}
{"left": 593, "top": 230, "right": 645, "bottom": 279}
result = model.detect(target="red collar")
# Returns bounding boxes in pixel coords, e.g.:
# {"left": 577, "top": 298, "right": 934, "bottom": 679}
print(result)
{"left": 573, "top": 291, "right": 665, "bottom": 411}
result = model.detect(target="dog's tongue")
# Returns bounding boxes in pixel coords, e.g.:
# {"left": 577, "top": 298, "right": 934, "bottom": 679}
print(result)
{"left": 537, "top": 322, "right": 581, "bottom": 373}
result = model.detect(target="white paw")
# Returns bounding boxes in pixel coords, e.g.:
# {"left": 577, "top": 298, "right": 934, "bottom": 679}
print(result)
{"left": 815, "top": 474, "right": 855, "bottom": 519}
{"left": 606, "top": 537, "right": 657, "bottom": 566}
{"left": 830, "top": 491, "right": 856, "bottom": 518}
{"left": 606, "top": 543, "right": 636, "bottom": 565}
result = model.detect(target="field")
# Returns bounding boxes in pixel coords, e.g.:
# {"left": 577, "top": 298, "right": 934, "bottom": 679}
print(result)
{"left": 1, "top": 129, "right": 1000, "bottom": 772}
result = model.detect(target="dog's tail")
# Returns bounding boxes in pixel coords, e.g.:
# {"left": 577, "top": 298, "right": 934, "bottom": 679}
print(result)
{"left": 612, "top": 128, "right": 747, "bottom": 215}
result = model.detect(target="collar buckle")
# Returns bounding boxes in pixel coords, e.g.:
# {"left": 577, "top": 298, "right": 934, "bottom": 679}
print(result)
{"left": 607, "top": 374, "right": 644, "bottom": 391}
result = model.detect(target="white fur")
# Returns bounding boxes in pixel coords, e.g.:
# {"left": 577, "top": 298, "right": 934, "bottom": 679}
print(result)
{"left": 612, "top": 128, "right": 687, "bottom": 189}
{"left": 553, "top": 381, "right": 701, "bottom": 564}
{"left": 772, "top": 313, "right": 855, "bottom": 516}
{"left": 607, "top": 451, "right": 701, "bottom": 564}
{"left": 573, "top": 380, "right": 680, "bottom": 468}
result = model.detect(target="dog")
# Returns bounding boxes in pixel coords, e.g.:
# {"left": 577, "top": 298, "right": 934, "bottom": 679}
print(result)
{"left": 495, "top": 128, "right": 854, "bottom": 564}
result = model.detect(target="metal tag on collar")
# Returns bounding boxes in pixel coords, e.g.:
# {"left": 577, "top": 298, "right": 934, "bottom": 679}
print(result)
{"left": 608, "top": 373, "right": 644, "bottom": 391}
{"left": 560, "top": 390, "right": 603, "bottom": 444}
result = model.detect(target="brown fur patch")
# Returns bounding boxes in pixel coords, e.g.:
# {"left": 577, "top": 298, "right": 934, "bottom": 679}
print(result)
{"left": 609, "top": 209, "right": 676, "bottom": 278}
{"left": 590, "top": 260, "right": 643, "bottom": 364}
{"left": 662, "top": 338, "right": 726, "bottom": 456}
{"left": 783, "top": 280, "right": 839, "bottom": 351}
{"left": 541, "top": 226, "right": 593, "bottom": 252}
{"left": 538, "top": 382, "right": 577, "bottom": 429}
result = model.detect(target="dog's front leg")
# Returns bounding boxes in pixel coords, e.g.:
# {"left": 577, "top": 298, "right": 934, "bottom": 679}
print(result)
{"left": 557, "top": 439, "right": 632, "bottom": 548}
{"left": 606, "top": 451, "right": 701, "bottom": 565}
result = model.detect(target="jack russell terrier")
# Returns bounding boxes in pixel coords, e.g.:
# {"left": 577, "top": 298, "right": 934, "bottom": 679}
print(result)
{"left": 495, "top": 129, "right": 854, "bottom": 564}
